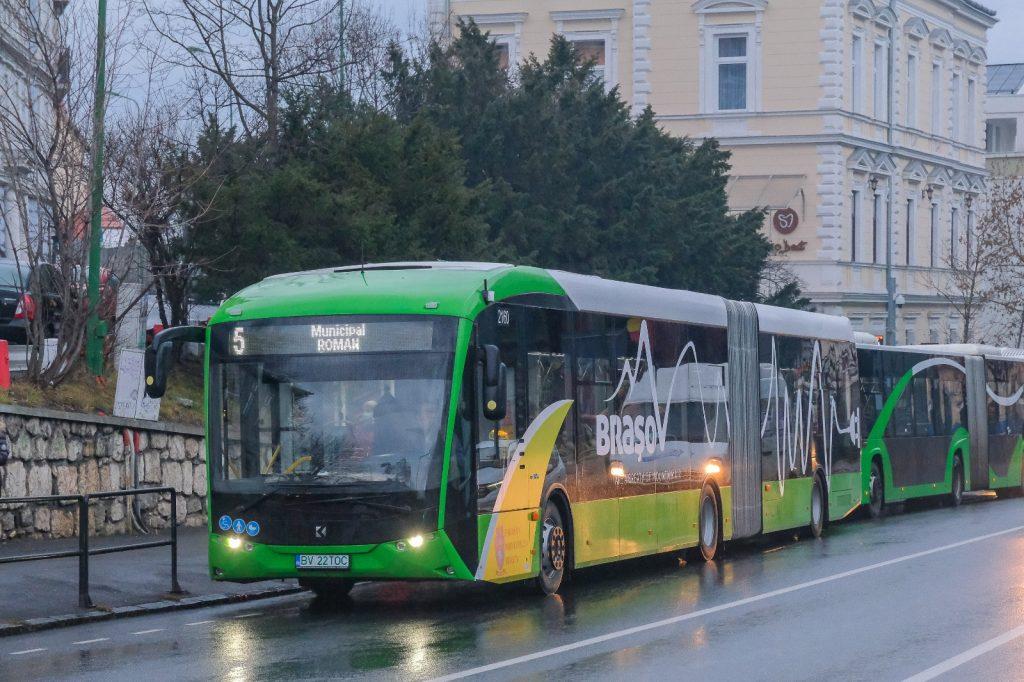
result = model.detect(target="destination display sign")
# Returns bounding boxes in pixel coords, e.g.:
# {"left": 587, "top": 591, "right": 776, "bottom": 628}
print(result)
{"left": 216, "top": 318, "right": 449, "bottom": 357}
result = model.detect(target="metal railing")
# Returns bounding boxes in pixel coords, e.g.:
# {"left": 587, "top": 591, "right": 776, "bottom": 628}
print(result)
{"left": 0, "top": 487, "right": 183, "bottom": 607}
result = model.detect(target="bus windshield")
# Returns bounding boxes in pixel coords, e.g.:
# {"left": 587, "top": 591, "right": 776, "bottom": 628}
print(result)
{"left": 209, "top": 317, "right": 457, "bottom": 505}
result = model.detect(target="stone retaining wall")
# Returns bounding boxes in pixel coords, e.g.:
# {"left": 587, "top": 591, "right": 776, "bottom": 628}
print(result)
{"left": 0, "top": 405, "right": 206, "bottom": 540}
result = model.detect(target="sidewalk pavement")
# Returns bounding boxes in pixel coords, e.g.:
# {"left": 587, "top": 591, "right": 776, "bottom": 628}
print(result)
{"left": 0, "top": 527, "right": 302, "bottom": 635}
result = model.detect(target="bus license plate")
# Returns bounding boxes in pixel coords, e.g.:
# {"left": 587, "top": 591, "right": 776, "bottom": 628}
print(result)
{"left": 295, "top": 554, "right": 350, "bottom": 570}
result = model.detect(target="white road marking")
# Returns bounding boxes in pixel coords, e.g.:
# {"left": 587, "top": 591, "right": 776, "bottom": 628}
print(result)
{"left": 184, "top": 620, "right": 215, "bottom": 627}
{"left": 8, "top": 648, "right": 46, "bottom": 655}
{"left": 72, "top": 638, "right": 109, "bottom": 645}
{"left": 904, "top": 622, "right": 1024, "bottom": 681}
{"left": 233, "top": 612, "right": 261, "bottom": 619}
{"left": 131, "top": 629, "right": 165, "bottom": 635}
{"left": 432, "top": 524, "right": 1024, "bottom": 681}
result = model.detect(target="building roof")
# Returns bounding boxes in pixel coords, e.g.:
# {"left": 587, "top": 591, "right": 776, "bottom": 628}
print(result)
{"left": 962, "top": 0, "right": 996, "bottom": 17}
{"left": 987, "top": 63, "right": 1024, "bottom": 95}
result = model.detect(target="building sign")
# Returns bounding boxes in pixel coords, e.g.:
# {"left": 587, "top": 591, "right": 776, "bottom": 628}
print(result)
{"left": 772, "top": 208, "right": 799, "bottom": 235}
{"left": 773, "top": 239, "right": 808, "bottom": 255}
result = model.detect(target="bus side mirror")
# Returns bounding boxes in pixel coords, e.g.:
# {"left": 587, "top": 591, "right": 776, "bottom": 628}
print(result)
{"left": 145, "top": 325, "right": 205, "bottom": 399}
{"left": 481, "top": 344, "right": 507, "bottom": 421}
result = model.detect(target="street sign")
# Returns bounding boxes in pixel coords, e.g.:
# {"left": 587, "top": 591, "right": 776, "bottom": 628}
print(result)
{"left": 114, "top": 348, "right": 161, "bottom": 420}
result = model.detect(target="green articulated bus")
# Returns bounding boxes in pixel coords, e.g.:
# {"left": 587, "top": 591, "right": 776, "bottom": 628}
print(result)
{"left": 143, "top": 262, "right": 1018, "bottom": 598}
{"left": 856, "top": 343, "right": 1024, "bottom": 517}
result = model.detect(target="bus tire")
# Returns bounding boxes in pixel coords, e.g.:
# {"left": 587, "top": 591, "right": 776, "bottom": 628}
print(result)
{"left": 809, "top": 473, "right": 826, "bottom": 538}
{"left": 868, "top": 460, "right": 885, "bottom": 519}
{"left": 696, "top": 482, "right": 720, "bottom": 562}
{"left": 300, "top": 577, "right": 355, "bottom": 602}
{"left": 948, "top": 455, "right": 965, "bottom": 508}
{"left": 536, "top": 498, "right": 569, "bottom": 595}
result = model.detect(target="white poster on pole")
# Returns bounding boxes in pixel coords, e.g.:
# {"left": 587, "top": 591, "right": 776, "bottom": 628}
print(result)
{"left": 114, "top": 348, "right": 161, "bottom": 420}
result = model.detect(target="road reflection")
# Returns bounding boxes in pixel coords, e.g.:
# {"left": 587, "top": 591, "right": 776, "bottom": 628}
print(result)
{"left": 207, "top": 495, "right": 1015, "bottom": 679}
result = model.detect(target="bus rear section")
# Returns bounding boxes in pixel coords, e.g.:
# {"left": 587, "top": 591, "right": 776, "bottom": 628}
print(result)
{"left": 857, "top": 344, "right": 1024, "bottom": 515}
{"left": 858, "top": 346, "right": 970, "bottom": 514}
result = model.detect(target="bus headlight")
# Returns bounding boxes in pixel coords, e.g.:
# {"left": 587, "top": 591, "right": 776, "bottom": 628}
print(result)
{"left": 227, "top": 536, "right": 243, "bottom": 550}
{"left": 408, "top": 534, "right": 425, "bottom": 549}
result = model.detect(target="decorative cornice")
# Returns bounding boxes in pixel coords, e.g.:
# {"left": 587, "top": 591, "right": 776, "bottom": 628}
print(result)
{"left": 692, "top": 0, "right": 767, "bottom": 14}
{"left": 873, "top": 6, "right": 897, "bottom": 28}
{"left": 848, "top": 148, "right": 875, "bottom": 172}
{"left": 458, "top": 12, "right": 527, "bottom": 26}
{"left": 549, "top": 9, "right": 625, "bottom": 22}
{"left": 903, "top": 16, "right": 929, "bottom": 40}
{"left": 928, "top": 166, "right": 952, "bottom": 186}
{"left": 903, "top": 160, "right": 928, "bottom": 181}
{"left": 929, "top": 28, "right": 953, "bottom": 50}
{"left": 848, "top": 0, "right": 875, "bottom": 21}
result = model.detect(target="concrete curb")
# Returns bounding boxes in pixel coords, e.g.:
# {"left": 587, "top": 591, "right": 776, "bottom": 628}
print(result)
{"left": 0, "top": 584, "right": 306, "bottom": 638}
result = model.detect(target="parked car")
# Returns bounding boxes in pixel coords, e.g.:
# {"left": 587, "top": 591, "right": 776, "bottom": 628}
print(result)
{"left": 0, "top": 260, "right": 63, "bottom": 342}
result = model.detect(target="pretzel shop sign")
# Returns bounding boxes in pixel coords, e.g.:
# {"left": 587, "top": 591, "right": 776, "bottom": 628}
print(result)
{"left": 772, "top": 208, "right": 799, "bottom": 235}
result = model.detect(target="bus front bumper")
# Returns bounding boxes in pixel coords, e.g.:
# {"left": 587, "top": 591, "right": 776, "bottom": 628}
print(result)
{"left": 208, "top": 532, "right": 474, "bottom": 582}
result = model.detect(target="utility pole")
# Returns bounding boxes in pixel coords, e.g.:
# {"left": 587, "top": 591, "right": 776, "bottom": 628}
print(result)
{"left": 884, "top": 0, "right": 898, "bottom": 346}
{"left": 86, "top": 0, "right": 108, "bottom": 375}
{"left": 338, "top": 0, "right": 345, "bottom": 92}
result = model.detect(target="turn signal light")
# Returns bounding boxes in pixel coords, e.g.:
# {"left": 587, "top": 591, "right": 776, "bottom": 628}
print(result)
{"left": 705, "top": 462, "right": 722, "bottom": 475}
{"left": 609, "top": 461, "right": 626, "bottom": 478}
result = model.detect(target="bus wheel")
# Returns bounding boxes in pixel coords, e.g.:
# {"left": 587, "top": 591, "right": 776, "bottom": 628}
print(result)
{"left": 809, "top": 474, "right": 826, "bottom": 538}
{"left": 536, "top": 499, "right": 568, "bottom": 595}
{"left": 948, "top": 456, "right": 965, "bottom": 508}
{"left": 868, "top": 461, "right": 885, "bottom": 519}
{"left": 300, "top": 578, "right": 355, "bottom": 602}
{"left": 697, "top": 483, "right": 720, "bottom": 561}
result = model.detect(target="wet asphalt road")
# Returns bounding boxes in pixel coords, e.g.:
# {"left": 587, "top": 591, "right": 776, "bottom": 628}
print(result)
{"left": 2, "top": 494, "right": 1024, "bottom": 681}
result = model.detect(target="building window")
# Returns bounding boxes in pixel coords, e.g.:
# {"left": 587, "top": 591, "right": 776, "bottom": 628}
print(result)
{"left": 851, "top": 190, "right": 860, "bottom": 262}
{"left": 873, "top": 41, "right": 889, "bottom": 121}
{"left": 715, "top": 34, "right": 749, "bottom": 111}
{"left": 950, "top": 73, "right": 961, "bottom": 141}
{"left": 930, "top": 201, "right": 939, "bottom": 267}
{"left": 494, "top": 42, "right": 511, "bottom": 71}
{"left": 872, "top": 192, "right": 881, "bottom": 264}
{"left": 987, "top": 118, "right": 1018, "bottom": 152}
{"left": 852, "top": 34, "right": 865, "bottom": 114}
{"left": 966, "top": 78, "right": 976, "bottom": 145}
{"left": 931, "top": 62, "right": 942, "bottom": 135}
{"left": 966, "top": 203, "right": 973, "bottom": 257}
{"left": 571, "top": 39, "right": 607, "bottom": 84}
{"left": 905, "top": 197, "right": 915, "bottom": 265}
{"left": 906, "top": 53, "right": 918, "bottom": 127}
{"left": 950, "top": 206, "right": 959, "bottom": 265}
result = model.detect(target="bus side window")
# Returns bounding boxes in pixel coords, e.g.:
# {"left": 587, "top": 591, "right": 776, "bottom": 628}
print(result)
{"left": 523, "top": 307, "right": 574, "bottom": 474}
{"left": 475, "top": 305, "right": 520, "bottom": 513}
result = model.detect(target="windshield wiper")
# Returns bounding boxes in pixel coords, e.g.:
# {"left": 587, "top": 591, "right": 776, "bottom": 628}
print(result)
{"left": 232, "top": 485, "right": 302, "bottom": 515}
{"left": 300, "top": 496, "right": 413, "bottom": 514}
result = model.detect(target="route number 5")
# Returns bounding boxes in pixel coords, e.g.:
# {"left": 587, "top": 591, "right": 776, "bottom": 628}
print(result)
{"left": 232, "top": 327, "right": 246, "bottom": 355}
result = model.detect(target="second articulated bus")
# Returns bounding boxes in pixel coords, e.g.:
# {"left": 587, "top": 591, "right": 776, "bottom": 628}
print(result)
{"left": 145, "top": 262, "right": 1023, "bottom": 597}
{"left": 857, "top": 343, "right": 1024, "bottom": 516}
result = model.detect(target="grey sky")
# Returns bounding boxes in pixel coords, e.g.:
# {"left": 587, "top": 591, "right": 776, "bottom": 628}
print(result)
{"left": 985, "top": 0, "right": 1024, "bottom": 64}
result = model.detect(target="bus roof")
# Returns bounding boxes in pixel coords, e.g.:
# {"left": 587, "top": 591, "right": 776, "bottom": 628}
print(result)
{"left": 211, "top": 261, "right": 855, "bottom": 343}
{"left": 901, "top": 343, "right": 1024, "bottom": 361}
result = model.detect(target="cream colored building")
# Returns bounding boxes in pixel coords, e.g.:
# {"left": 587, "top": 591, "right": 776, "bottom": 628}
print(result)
{"left": 437, "top": 0, "right": 997, "bottom": 344}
